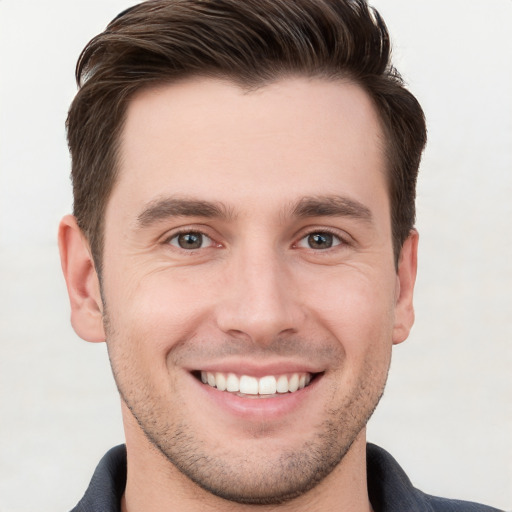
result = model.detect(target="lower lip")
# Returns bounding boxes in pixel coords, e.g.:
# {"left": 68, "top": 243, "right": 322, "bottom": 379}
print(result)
{"left": 191, "top": 373, "right": 321, "bottom": 420}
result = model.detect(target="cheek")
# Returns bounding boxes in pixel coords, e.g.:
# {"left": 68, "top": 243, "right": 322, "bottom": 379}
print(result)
{"left": 105, "top": 268, "right": 217, "bottom": 355}
{"left": 299, "top": 267, "right": 396, "bottom": 355}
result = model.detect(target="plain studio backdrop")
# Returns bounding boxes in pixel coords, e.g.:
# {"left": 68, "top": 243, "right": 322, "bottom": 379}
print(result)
{"left": 0, "top": 1, "right": 511, "bottom": 511}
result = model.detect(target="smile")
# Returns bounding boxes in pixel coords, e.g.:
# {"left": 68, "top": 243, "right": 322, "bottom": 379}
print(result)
{"left": 199, "top": 371, "right": 315, "bottom": 396}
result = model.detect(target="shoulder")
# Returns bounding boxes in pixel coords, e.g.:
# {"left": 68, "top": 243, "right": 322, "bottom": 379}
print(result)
{"left": 70, "top": 444, "right": 127, "bottom": 512}
{"left": 366, "top": 443, "right": 504, "bottom": 512}
{"left": 418, "top": 491, "right": 504, "bottom": 512}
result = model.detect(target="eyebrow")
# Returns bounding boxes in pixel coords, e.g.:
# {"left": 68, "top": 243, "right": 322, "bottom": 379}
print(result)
{"left": 290, "top": 195, "right": 373, "bottom": 222}
{"left": 136, "top": 194, "right": 373, "bottom": 229}
{"left": 136, "top": 197, "right": 234, "bottom": 228}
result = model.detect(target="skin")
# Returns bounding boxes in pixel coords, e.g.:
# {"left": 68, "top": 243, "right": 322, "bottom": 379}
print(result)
{"left": 59, "top": 77, "right": 418, "bottom": 512}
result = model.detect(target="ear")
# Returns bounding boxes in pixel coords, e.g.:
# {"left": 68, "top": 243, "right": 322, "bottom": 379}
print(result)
{"left": 392, "top": 229, "right": 419, "bottom": 345}
{"left": 58, "top": 215, "right": 106, "bottom": 342}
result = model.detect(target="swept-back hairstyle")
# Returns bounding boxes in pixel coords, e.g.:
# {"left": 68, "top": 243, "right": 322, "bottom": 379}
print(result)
{"left": 67, "top": 0, "right": 426, "bottom": 271}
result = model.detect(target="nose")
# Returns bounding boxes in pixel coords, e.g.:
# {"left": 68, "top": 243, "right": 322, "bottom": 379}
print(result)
{"left": 215, "top": 246, "right": 305, "bottom": 346}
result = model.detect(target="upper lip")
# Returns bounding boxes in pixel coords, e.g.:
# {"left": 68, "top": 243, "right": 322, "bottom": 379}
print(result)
{"left": 186, "top": 359, "right": 325, "bottom": 377}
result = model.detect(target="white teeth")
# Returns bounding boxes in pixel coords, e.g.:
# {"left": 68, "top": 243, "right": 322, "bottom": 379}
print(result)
{"left": 215, "top": 372, "right": 226, "bottom": 391}
{"left": 240, "top": 375, "right": 259, "bottom": 394}
{"left": 259, "top": 375, "right": 277, "bottom": 395}
{"left": 226, "top": 373, "right": 239, "bottom": 392}
{"left": 288, "top": 374, "right": 299, "bottom": 392}
{"left": 201, "top": 371, "right": 313, "bottom": 395}
{"left": 276, "top": 375, "right": 289, "bottom": 393}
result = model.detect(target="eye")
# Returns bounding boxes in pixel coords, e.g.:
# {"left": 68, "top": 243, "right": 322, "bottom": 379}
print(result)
{"left": 168, "top": 231, "right": 213, "bottom": 250}
{"left": 296, "top": 231, "right": 342, "bottom": 250}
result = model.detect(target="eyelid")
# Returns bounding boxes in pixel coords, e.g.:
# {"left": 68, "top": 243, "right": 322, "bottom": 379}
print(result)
{"left": 168, "top": 232, "right": 214, "bottom": 249}
{"left": 293, "top": 227, "right": 352, "bottom": 249}
{"left": 161, "top": 225, "right": 222, "bottom": 249}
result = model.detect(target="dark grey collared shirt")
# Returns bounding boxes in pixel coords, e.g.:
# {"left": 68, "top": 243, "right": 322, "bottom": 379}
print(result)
{"left": 70, "top": 443, "right": 503, "bottom": 512}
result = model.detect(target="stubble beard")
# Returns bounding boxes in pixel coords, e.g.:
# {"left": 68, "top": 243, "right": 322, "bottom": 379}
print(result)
{"left": 104, "top": 316, "right": 390, "bottom": 505}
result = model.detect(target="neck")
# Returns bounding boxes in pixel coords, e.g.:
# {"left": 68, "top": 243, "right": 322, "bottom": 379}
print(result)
{"left": 121, "top": 411, "right": 372, "bottom": 512}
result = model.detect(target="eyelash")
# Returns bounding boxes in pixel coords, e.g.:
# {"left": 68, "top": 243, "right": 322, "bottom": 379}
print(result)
{"left": 294, "top": 228, "right": 347, "bottom": 251}
{"left": 163, "top": 227, "right": 349, "bottom": 252}
{"left": 164, "top": 229, "right": 217, "bottom": 251}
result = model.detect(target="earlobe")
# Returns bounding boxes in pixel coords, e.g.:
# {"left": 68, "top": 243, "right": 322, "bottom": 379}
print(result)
{"left": 392, "top": 229, "right": 419, "bottom": 345}
{"left": 58, "top": 215, "right": 106, "bottom": 343}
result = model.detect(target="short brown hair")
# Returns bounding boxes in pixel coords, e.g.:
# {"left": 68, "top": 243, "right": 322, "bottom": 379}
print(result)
{"left": 67, "top": 0, "right": 426, "bottom": 272}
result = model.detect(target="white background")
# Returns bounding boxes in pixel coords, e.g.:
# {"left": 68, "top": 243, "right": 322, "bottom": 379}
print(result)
{"left": 0, "top": 1, "right": 511, "bottom": 511}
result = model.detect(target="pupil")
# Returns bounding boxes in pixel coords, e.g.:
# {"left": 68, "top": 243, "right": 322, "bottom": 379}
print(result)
{"left": 308, "top": 233, "right": 333, "bottom": 249}
{"left": 178, "top": 232, "right": 202, "bottom": 249}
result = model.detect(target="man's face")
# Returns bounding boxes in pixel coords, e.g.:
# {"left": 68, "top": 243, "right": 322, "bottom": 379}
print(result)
{"left": 94, "top": 77, "right": 415, "bottom": 503}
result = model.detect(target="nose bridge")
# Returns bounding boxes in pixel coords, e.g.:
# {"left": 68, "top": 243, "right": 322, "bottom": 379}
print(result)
{"left": 216, "top": 240, "right": 302, "bottom": 343}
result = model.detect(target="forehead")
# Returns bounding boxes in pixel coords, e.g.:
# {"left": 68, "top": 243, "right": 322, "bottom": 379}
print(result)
{"left": 111, "top": 77, "right": 388, "bottom": 221}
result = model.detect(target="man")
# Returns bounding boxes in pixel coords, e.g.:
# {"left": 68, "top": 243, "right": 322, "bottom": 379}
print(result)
{"left": 58, "top": 1, "right": 502, "bottom": 511}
